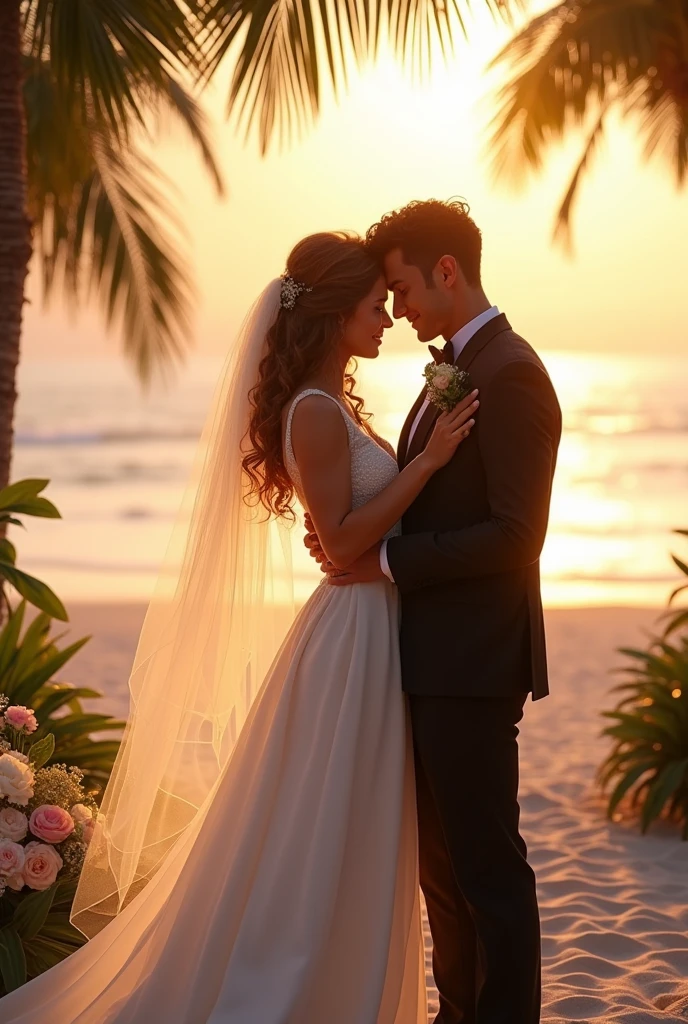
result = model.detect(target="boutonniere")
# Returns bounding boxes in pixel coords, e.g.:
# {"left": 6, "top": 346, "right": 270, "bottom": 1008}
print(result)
{"left": 423, "top": 363, "right": 473, "bottom": 413}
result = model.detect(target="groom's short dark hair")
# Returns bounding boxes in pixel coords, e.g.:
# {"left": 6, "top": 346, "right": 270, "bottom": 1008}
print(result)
{"left": 365, "top": 198, "right": 482, "bottom": 287}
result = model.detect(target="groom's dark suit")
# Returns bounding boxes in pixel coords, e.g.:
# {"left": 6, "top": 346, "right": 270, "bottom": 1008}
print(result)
{"left": 385, "top": 313, "right": 562, "bottom": 1024}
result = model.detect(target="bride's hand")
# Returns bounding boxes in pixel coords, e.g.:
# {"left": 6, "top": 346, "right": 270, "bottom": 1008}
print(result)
{"left": 421, "top": 390, "right": 479, "bottom": 471}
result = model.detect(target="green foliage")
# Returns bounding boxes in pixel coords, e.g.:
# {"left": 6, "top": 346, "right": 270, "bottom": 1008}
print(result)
{"left": 0, "top": 479, "right": 67, "bottom": 621}
{"left": 599, "top": 617, "right": 688, "bottom": 838}
{"left": 0, "top": 601, "right": 124, "bottom": 798}
{"left": 0, "top": 874, "right": 87, "bottom": 996}
{"left": 663, "top": 529, "right": 688, "bottom": 638}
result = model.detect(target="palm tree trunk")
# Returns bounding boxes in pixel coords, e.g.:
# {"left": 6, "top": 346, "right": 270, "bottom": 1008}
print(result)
{"left": 0, "top": 0, "right": 31, "bottom": 496}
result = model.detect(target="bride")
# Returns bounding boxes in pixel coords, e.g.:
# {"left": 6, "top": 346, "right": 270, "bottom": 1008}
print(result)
{"left": 0, "top": 231, "right": 477, "bottom": 1023}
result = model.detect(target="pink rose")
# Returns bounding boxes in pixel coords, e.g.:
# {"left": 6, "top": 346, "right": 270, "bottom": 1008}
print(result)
{"left": 29, "top": 804, "right": 75, "bottom": 844}
{"left": 0, "top": 806, "right": 28, "bottom": 841}
{"left": 0, "top": 839, "right": 25, "bottom": 877}
{"left": 4, "top": 706, "right": 38, "bottom": 733}
{"left": 22, "top": 841, "right": 62, "bottom": 890}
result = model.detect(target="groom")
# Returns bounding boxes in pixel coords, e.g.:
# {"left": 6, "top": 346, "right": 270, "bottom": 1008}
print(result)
{"left": 308, "top": 198, "right": 561, "bottom": 1023}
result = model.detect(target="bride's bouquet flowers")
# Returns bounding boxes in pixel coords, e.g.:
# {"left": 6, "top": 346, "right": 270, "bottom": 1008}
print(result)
{"left": 423, "top": 363, "right": 473, "bottom": 413}
{"left": 0, "top": 694, "right": 98, "bottom": 898}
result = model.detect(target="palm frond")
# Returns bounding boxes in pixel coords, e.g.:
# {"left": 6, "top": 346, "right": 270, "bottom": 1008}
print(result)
{"left": 488, "top": 0, "right": 658, "bottom": 181}
{"left": 202, "top": 0, "right": 520, "bottom": 153}
{"left": 23, "top": 50, "right": 222, "bottom": 386}
{"left": 23, "top": 0, "right": 205, "bottom": 140}
{"left": 552, "top": 101, "right": 609, "bottom": 250}
{"left": 83, "top": 137, "right": 194, "bottom": 387}
{"left": 637, "top": 82, "right": 688, "bottom": 185}
{"left": 488, "top": 0, "right": 688, "bottom": 241}
{"left": 155, "top": 73, "right": 226, "bottom": 195}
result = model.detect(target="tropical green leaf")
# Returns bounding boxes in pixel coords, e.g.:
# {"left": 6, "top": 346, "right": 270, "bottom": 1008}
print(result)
{"left": 22, "top": 934, "right": 75, "bottom": 972}
{"left": 0, "top": 538, "right": 17, "bottom": 564}
{"left": 4, "top": 610, "right": 52, "bottom": 692}
{"left": 5, "top": 497, "right": 61, "bottom": 519}
{"left": 672, "top": 555, "right": 688, "bottom": 578}
{"left": 53, "top": 877, "right": 80, "bottom": 907}
{"left": 0, "top": 925, "right": 28, "bottom": 991}
{"left": 12, "top": 886, "right": 56, "bottom": 942}
{"left": 46, "top": 714, "right": 126, "bottom": 739}
{"left": 0, "top": 564, "right": 68, "bottom": 621}
{"left": 0, "top": 479, "right": 49, "bottom": 509}
{"left": 664, "top": 610, "right": 688, "bottom": 638}
{"left": 607, "top": 760, "right": 656, "bottom": 816}
{"left": 10, "top": 634, "right": 90, "bottom": 705}
{"left": 32, "top": 684, "right": 100, "bottom": 719}
{"left": 0, "top": 516, "right": 27, "bottom": 529}
{"left": 0, "top": 601, "right": 26, "bottom": 678}
{"left": 641, "top": 759, "right": 688, "bottom": 832}
{"left": 28, "top": 732, "right": 55, "bottom": 769}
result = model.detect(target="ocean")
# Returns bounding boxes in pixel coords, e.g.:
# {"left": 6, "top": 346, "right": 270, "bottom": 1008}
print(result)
{"left": 10, "top": 350, "right": 688, "bottom": 610}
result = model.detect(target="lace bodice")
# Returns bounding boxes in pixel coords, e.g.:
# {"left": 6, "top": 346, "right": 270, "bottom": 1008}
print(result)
{"left": 284, "top": 389, "right": 401, "bottom": 541}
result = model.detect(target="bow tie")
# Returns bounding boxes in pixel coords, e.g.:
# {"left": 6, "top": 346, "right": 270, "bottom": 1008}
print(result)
{"left": 427, "top": 340, "right": 454, "bottom": 365}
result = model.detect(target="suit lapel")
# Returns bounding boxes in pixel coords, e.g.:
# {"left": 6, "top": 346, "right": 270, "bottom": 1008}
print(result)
{"left": 403, "top": 314, "right": 512, "bottom": 464}
{"left": 397, "top": 385, "right": 428, "bottom": 469}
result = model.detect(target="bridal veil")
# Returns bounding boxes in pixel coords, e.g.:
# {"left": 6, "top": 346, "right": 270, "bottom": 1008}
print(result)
{"left": 70, "top": 279, "right": 295, "bottom": 938}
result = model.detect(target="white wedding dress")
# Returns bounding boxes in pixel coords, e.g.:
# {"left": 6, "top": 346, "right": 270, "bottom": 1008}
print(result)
{"left": 1, "top": 388, "right": 427, "bottom": 1024}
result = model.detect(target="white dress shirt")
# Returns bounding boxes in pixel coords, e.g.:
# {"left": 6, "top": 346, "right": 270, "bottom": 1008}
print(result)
{"left": 380, "top": 306, "right": 500, "bottom": 583}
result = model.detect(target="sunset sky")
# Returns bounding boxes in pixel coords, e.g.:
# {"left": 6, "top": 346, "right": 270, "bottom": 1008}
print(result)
{"left": 21, "top": 4, "right": 688, "bottom": 368}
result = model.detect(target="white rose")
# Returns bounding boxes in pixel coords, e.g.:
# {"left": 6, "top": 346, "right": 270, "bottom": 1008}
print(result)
{"left": 6, "top": 749, "right": 29, "bottom": 765}
{"left": 70, "top": 803, "right": 93, "bottom": 826}
{"left": 0, "top": 806, "right": 28, "bottom": 841}
{"left": 0, "top": 753, "right": 34, "bottom": 806}
{"left": 431, "top": 366, "right": 453, "bottom": 390}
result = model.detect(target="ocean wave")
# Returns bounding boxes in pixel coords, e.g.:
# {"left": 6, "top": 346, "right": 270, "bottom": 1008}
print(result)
{"left": 14, "top": 427, "right": 202, "bottom": 446}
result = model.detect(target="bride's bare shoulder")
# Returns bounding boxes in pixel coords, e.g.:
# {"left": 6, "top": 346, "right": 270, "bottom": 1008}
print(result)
{"left": 285, "top": 393, "right": 348, "bottom": 461}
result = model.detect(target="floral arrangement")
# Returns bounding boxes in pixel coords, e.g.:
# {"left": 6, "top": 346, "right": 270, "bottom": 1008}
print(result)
{"left": 423, "top": 363, "right": 473, "bottom": 413}
{"left": 0, "top": 694, "right": 98, "bottom": 898}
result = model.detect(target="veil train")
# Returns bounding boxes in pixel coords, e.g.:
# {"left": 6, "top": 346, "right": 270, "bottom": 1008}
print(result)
{"left": 71, "top": 279, "right": 295, "bottom": 938}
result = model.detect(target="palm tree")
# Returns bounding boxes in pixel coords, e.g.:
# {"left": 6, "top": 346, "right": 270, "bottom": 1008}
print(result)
{"left": 0, "top": 0, "right": 223, "bottom": 494}
{"left": 488, "top": 0, "right": 688, "bottom": 246}
{"left": 1, "top": 0, "right": 519, "bottom": 498}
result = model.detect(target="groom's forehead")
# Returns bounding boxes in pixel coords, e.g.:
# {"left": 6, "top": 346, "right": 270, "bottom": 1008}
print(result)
{"left": 384, "top": 249, "right": 417, "bottom": 289}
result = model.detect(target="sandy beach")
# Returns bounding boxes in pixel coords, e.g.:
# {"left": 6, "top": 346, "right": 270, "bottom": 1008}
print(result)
{"left": 60, "top": 603, "right": 688, "bottom": 1023}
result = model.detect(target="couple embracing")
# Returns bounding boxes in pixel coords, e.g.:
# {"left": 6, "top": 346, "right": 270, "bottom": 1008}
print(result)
{"left": 1, "top": 199, "right": 561, "bottom": 1024}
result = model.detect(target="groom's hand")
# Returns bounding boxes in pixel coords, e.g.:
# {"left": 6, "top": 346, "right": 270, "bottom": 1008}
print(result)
{"left": 325, "top": 544, "right": 385, "bottom": 586}
{"left": 303, "top": 516, "right": 385, "bottom": 585}
{"left": 304, "top": 513, "right": 330, "bottom": 570}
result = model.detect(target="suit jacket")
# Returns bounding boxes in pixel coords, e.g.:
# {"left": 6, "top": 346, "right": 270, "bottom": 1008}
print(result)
{"left": 386, "top": 313, "right": 562, "bottom": 701}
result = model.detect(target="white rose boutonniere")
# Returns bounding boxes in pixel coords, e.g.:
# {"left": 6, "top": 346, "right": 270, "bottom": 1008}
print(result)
{"left": 423, "top": 362, "right": 473, "bottom": 413}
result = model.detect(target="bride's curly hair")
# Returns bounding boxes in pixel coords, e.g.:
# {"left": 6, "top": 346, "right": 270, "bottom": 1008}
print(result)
{"left": 243, "top": 231, "right": 383, "bottom": 519}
